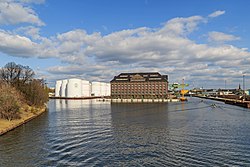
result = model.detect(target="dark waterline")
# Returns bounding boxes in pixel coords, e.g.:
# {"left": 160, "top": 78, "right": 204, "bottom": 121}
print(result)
{"left": 1, "top": 98, "right": 250, "bottom": 166}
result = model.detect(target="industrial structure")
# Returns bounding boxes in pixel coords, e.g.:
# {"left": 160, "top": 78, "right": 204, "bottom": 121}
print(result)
{"left": 55, "top": 78, "right": 110, "bottom": 98}
{"left": 110, "top": 72, "right": 168, "bottom": 99}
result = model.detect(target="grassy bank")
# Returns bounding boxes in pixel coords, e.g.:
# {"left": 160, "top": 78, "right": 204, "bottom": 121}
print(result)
{"left": 0, "top": 105, "right": 47, "bottom": 136}
{"left": 0, "top": 62, "right": 49, "bottom": 136}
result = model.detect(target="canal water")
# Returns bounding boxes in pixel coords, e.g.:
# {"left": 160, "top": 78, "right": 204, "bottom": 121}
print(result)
{"left": 1, "top": 98, "right": 250, "bottom": 166}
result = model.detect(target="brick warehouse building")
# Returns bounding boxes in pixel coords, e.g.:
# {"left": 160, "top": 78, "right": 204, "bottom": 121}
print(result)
{"left": 110, "top": 72, "right": 168, "bottom": 99}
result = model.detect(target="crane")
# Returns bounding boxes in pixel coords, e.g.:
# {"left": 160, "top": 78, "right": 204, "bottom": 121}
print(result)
{"left": 180, "top": 79, "right": 189, "bottom": 101}
{"left": 169, "top": 79, "right": 189, "bottom": 101}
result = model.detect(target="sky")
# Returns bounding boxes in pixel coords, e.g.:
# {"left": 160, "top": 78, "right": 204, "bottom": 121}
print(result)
{"left": 0, "top": 0, "right": 250, "bottom": 89}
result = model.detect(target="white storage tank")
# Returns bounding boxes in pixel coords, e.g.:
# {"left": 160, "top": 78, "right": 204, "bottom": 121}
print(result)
{"left": 61, "top": 79, "right": 68, "bottom": 97}
{"left": 67, "top": 78, "right": 82, "bottom": 98}
{"left": 100, "top": 82, "right": 106, "bottom": 96}
{"left": 55, "top": 80, "right": 62, "bottom": 97}
{"left": 91, "top": 81, "right": 101, "bottom": 96}
{"left": 106, "top": 83, "right": 111, "bottom": 96}
{"left": 89, "top": 83, "right": 92, "bottom": 96}
{"left": 81, "top": 80, "right": 91, "bottom": 97}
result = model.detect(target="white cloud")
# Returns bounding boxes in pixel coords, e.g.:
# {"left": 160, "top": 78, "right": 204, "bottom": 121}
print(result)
{"left": 208, "top": 31, "right": 240, "bottom": 42}
{"left": 208, "top": 10, "right": 225, "bottom": 18}
{"left": 0, "top": 10, "right": 249, "bottom": 88}
{"left": 0, "top": 30, "right": 37, "bottom": 56}
{"left": 15, "top": 26, "right": 41, "bottom": 40}
{"left": 159, "top": 16, "right": 205, "bottom": 36}
{"left": 56, "top": 29, "right": 101, "bottom": 45}
{"left": 18, "top": 0, "right": 45, "bottom": 4}
{"left": 0, "top": 1, "right": 44, "bottom": 26}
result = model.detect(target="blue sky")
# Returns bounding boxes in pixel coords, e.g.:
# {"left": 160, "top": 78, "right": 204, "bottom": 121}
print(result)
{"left": 0, "top": 0, "right": 250, "bottom": 88}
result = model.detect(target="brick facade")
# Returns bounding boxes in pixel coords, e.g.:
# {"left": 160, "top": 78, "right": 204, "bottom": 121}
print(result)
{"left": 110, "top": 72, "right": 168, "bottom": 99}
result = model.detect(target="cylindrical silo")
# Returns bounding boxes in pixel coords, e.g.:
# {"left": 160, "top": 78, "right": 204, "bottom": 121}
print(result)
{"left": 106, "top": 83, "right": 111, "bottom": 96}
{"left": 91, "top": 82, "right": 101, "bottom": 96}
{"left": 89, "top": 83, "right": 92, "bottom": 96}
{"left": 100, "top": 82, "right": 107, "bottom": 96}
{"left": 67, "top": 78, "right": 82, "bottom": 98}
{"left": 81, "top": 80, "right": 90, "bottom": 97}
{"left": 55, "top": 80, "right": 62, "bottom": 97}
{"left": 61, "top": 79, "right": 68, "bottom": 97}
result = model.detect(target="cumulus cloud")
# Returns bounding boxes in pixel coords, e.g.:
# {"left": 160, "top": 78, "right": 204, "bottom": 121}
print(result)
{"left": 0, "top": 0, "right": 44, "bottom": 26}
{"left": 15, "top": 26, "right": 41, "bottom": 40}
{"left": 160, "top": 15, "right": 205, "bottom": 36}
{"left": 0, "top": 30, "right": 37, "bottom": 56}
{"left": 0, "top": 9, "right": 249, "bottom": 88}
{"left": 208, "top": 10, "right": 225, "bottom": 18}
{"left": 208, "top": 31, "right": 240, "bottom": 42}
{"left": 19, "top": 0, "right": 45, "bottom": 4}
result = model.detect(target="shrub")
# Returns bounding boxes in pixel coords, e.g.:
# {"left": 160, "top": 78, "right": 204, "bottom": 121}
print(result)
{"left": 20, "top": 79, "right": 49, "bottom": 107}
{"left": 0, "top": 62, "right": 49, "bottom": 121}
{"left": 0, "top": 82, "right": 22, "bottom": 121}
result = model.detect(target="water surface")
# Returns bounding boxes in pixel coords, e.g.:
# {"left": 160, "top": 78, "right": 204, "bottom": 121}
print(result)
{"left": 1, "top": 98, "right": 250, "bottom": 166}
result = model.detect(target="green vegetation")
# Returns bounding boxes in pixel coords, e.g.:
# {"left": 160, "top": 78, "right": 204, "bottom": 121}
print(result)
{"left": 0, "top": 62, "right": 49, "bottom": 121}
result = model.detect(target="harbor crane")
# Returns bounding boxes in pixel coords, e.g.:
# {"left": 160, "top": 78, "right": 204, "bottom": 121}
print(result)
{"left": 169, "top": 79, "right": 189, "bottom": 101}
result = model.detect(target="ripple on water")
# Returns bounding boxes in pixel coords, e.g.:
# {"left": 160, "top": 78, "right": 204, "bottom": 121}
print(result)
{"left": 1, "top": 98, "right": 250, "bottom": 166}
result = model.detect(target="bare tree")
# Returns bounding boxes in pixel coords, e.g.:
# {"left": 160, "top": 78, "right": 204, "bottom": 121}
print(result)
{"left": 22, "top": 79, "right": 49, "bottom": 106}
{"left": 0, "top": 62, "right": 21, "bottom": 84}
{"left": 0, "top": 62, "right": 34, "bottom": 86}
{"left": 0, "top": 63, "right": 48, "bottom": 120}
{"left": 19, "top": 65, "right": 35, "bottom": 83}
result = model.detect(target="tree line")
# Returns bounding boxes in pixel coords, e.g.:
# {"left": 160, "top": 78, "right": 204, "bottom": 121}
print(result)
{"left": 0, "top": 62, "right": 49, "bottom": 121}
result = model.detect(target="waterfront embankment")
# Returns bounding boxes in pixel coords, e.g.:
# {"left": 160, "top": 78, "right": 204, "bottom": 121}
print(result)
{"left": 111, "top": 98, "right": 179, "bottom": 103}
{"left": 49, "top": 96, "right": 110, "bottom": 100}
{"left": 195, "top": 95, "right": 250, "bottom": 108}
{"left": 0, "top": 106, "right": 47, "bottom": 136}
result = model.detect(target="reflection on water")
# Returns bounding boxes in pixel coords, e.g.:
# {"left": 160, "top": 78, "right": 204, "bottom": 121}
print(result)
{"left": 1, "top": 98, "right": 250, "bottom": 166}
{"left": 55, "top": 99, "right": 93, "bottom": 110}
